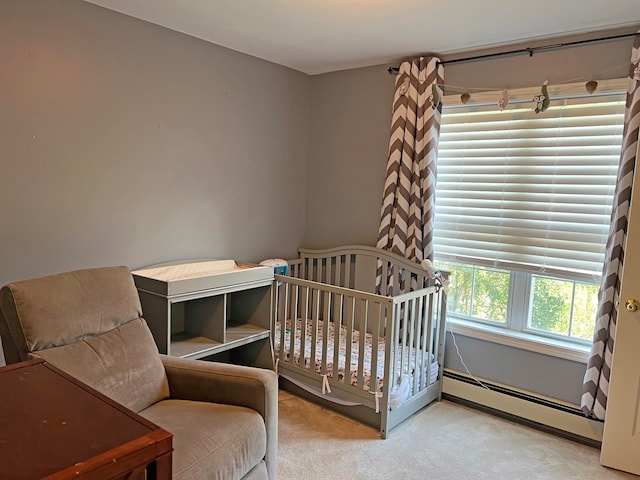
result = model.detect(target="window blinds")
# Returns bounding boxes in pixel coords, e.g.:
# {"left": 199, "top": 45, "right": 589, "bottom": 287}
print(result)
{"left": 434, "top": 82, "right": 626, "bottom": 283}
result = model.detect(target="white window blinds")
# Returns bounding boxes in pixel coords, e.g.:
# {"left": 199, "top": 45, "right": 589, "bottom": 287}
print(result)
{"left": 434, "top": 80, "right": 626, "bottom": 283}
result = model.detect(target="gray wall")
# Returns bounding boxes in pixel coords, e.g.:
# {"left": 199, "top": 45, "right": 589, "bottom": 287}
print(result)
{"left": 305, "top": 65, "right": 395, "bottom": 247}
{"left": 305, "top": 27, "right": 638, "bottom": 405}
{"left": 0, "top": 0, "right": 310, "bottom": 287}
{"left": 443, "top": 335, "right": 589, "bottom": 404}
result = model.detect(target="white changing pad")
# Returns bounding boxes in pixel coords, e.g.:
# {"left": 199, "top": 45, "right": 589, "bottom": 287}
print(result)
{"left": 133, "top": 259, "right": 245, "bottom": 281}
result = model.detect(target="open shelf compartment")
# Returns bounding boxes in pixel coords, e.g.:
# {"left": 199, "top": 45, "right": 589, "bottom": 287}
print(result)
{"left": 133, "top": 260, "right": 275, "bottom": 368}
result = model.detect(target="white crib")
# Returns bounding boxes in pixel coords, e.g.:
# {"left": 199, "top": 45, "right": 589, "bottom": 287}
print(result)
{"left": 273, "top": 245, "right": 448, "bottom": 438}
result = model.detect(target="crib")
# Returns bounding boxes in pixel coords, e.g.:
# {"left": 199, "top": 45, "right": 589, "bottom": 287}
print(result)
{"left": 273, "top": 245, "right": 448, "bottom": 438}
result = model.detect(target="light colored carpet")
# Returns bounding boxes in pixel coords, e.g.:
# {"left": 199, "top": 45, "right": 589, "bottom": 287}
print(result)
{"left": 277, "top": 389, "right": 637, "bottom": 480}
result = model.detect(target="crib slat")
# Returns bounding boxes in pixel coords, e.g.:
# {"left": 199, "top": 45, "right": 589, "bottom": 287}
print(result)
{"left": 281, "top": 281, "right": 289, "bottom": 364}
{"left": 326, "top": 257, "right": 333, "bottom": 286}
{"left": 288, "top": 283, "right": 300, "bottom": 367}
{"left": 344, "top": 255, "right": 352, "bottom": 289}
{"left": 418, "top": 292, "right": 429, "bottom": 390}
{"left": 421, "top": 294, "right": 430, "bottom": 391}
{"left": 393, "top": 264, "right": 402, "bottom": 296}
{"left": 400, "top": 298, "right": 409, "bottom": 384}
{"left": 370, "top": 302, "right": 382, "bottom": 395}
{"left": 334, "top": 255, "right": 343, "bottom": 288}
{"left": 332, "top": 295, "right": 344, "bottom": 382}
{"left": 412, "top": 294, "right": 424, "bottom": 394}
{"left": 277, "top": 280, "right": 288, "bottom": 363}
{"left": 299, "top": 286, "right": 309, "bottom": 366}
{"left": 321, "top": 292, "right": 332, "bottom": 375}
{"left": 424, "top": 292, "right": 435, "bottom": 386}
{"left": 344, "top": 296, "right": 355, "bottom": 387}
{"left": 356, "top": 298, "right": 368, "bottom": 389}
{"left": 309, "top": 288, "right": 321, "bottom": 373}
{"left": 380, "top": 260, "right": 389, "bottom": 296}
{"left": 434, "top": 287, "right": 447, "bottom": 386}
{"left": 392, "top": 301, "right": 402, "bottom": 389}
{"left": 407, "top": 297, "right": 417, "bottom": 393}
{"left": 353, "top": 254, "right": 359, "bottom": 289}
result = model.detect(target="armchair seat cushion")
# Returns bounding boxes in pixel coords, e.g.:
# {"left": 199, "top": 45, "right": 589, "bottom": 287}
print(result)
{"left": 140, "top": 399, "right": 267, "bottom": 480}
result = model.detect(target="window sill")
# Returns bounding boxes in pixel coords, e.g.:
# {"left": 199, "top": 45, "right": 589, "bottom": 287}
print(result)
{"left": 446, "top": 318, "right": 591, "bottom": 364}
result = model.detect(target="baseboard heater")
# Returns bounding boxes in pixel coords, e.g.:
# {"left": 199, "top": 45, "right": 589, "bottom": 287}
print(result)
{"left": 441, "top": 370, "right": 604, "bottom": 447}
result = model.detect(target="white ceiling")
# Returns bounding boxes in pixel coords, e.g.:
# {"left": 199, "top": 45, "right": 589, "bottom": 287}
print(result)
{"left": 84, "top": 0, "right": 640, "bottom": 75}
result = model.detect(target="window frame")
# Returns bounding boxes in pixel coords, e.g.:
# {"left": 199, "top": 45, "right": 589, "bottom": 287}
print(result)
{"left": 439, "top": 260, "right": 596, "bottom": 345}
{"left": 435, "top": 79, "right": 627, "bottom": 356}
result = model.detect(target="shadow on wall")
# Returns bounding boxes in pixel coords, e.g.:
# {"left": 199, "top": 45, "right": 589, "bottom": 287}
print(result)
{"left": 0, "top": 341, "right": 5, "bottom": 366}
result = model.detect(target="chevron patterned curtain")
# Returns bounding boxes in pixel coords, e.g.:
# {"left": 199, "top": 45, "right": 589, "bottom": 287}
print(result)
{"left": 582, "top": 33, "right": 640, "bottom": 421}
{"left": 376, "top": 57, "right": 444, "bottom": 293}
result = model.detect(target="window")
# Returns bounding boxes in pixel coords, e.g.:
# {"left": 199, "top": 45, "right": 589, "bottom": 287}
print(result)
{"left": 434, "top": 80, "right": 626, "bottom": 344}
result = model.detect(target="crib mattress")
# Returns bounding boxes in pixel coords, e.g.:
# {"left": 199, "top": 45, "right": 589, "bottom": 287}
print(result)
{"left": 274, "top": 318, "right": 438, "bottom": 394}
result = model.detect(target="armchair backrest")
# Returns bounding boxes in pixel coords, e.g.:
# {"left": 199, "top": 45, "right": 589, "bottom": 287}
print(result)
{"left": 0, "top": 266, "right": 142, "bottom": 360}
{"left": 0, "top": 266, "right": 169, "bottom": 412}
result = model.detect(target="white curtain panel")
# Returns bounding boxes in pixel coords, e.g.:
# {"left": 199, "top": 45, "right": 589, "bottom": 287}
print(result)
{"left": 582, "top": 33, "right": 640, "bottom": 420}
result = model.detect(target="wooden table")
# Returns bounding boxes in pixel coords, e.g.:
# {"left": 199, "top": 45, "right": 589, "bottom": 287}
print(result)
{"left": 0, "top": 359, "right": 173, "bottom": 479}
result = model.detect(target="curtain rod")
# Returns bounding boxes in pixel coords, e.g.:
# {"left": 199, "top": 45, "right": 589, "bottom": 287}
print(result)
{"left": 387, "top": 31, "right": 638, "bottom": 74}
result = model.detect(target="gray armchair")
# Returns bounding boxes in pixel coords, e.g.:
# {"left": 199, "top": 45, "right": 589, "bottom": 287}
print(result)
{"left": 0, "top": 266, "right": 277, "bottom": 480}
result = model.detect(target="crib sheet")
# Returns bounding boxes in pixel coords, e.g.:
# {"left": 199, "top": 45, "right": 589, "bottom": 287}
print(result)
{"left": 274, "top": 318, "right": 438, "bottom": 395}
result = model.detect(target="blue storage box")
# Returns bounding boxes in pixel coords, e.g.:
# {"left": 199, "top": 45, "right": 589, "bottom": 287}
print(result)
{"left": 273, "top": 264, "right": 288, "bottom": 276}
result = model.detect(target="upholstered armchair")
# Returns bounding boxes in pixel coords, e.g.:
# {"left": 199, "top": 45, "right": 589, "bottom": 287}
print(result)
{"left": 0, "top": 266, "right": 278, "bottom": 480}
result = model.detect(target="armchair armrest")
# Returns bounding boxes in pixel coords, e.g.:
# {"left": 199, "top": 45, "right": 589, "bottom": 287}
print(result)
{"left": 160, "top": 355, "right": 278, "bottom": 479}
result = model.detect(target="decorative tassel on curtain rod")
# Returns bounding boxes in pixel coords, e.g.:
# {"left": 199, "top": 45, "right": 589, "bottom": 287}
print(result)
{"left": 387, "top": 32, "right": 638, "bottom": 73}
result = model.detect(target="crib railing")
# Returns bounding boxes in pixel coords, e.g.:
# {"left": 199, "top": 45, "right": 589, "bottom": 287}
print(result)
{"left": 275, "top": 276, "right": 386, "bottom": 390}
{"left": 289, "top": 245, "right": 439, "bottom": 295}
{"left": 273, "top": 272, "right": 446, "bottom": 405}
